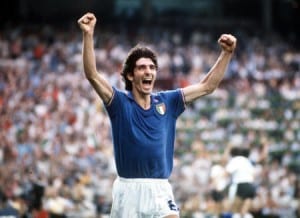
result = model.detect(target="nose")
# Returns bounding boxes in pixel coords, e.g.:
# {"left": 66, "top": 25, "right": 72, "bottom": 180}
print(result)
{"left": 145, "top": 67, "right": 151, "bottom": 74}
{"left": 143, "top": 66, "right": 153, "bottom": 76}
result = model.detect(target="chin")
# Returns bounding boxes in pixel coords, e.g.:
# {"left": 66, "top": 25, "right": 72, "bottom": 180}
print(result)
{"left": 143, "top": 91, "right": 152, "bottom": 95}
{"left": 141, "top": 86, "right": 153, "bottom": 93}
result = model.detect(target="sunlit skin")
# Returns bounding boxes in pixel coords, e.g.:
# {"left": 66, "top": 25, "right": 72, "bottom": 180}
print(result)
{"left": 127, "top": 57, "right": 157, "bottom": 109}
{"left": 78, "top": 12, "right": 236, "bottom": 218}
{"left": 77, "top": 12, "right": 237, "bottom": 107}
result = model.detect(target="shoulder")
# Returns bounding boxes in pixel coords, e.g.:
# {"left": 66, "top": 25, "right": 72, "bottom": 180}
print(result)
{"left": 106, "top": 87, "right": 130, "bottom": 110}
{"left": 110, "top": 87, "right": 132, "bottom": 101}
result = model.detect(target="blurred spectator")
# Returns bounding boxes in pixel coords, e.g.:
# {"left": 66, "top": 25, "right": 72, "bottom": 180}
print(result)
{"left": 0, "top": 22, "right": 299, "bottom": 218}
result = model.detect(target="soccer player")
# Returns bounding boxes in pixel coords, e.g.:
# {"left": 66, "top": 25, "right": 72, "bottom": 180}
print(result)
{"left": 226, "top": 147, "right": 257, "bottom": 218}
{"left": 77, "top": 12, "right": 237, "bottom": 218}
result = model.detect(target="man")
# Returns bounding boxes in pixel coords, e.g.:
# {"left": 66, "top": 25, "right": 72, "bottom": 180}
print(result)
{"left": 0, "top": 194, "right": 22, "bottom": 218}
{"left": 226, "top": 147, "right": 257, "bottom": 218}
{"left": 78, "top": 12, "right": 236, "bottom": 218}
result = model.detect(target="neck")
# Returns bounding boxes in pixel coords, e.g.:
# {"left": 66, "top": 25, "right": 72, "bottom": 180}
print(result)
{"left": 132, "top": 90, "right": 151, "bottom": 110}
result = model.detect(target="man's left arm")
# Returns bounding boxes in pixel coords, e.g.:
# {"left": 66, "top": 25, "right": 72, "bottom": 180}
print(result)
{"left": 182, "top": 34, "right": 237, "bottom": 104}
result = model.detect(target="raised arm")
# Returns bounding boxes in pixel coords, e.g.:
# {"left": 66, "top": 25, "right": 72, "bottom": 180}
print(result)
{"left": 78, "top": 12, "right": 113, "bottom": 104}
{"left": 182, "top": 34, "right": 237, "bottom": 104}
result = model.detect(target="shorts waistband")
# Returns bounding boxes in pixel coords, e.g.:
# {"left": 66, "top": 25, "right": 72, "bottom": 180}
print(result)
{"left": 118, "top": 177, "right": 168, "bottom": 183}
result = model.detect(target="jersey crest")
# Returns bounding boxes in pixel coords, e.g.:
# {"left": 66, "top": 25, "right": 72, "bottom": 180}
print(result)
{"left": 156, "top": 103, "right": 166, "bottom": 115}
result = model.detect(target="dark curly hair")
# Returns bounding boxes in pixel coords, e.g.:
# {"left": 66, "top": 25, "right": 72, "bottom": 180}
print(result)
{"left": 121, "top": 44, "right": 158, "bottom": 91}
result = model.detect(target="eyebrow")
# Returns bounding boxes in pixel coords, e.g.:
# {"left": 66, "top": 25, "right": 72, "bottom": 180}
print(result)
{"left": 135, "top": 64, "right": 156, "bottom": 69}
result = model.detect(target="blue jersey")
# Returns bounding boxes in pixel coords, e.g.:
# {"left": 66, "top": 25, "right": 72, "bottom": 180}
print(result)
{"left": 105, "top": 87, "right": 186, "bottom": 178}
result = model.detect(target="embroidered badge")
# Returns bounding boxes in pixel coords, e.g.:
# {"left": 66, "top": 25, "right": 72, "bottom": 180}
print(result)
{"left": 156, "top": 103, "right": 166, "bottom": 115}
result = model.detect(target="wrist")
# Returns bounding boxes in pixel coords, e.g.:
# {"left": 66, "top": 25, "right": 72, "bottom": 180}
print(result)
{"left": 83, "top": 31, "right": 94, "bottom": 38}
{"left": 221, "top": 49, "right": 234, "bottom": 56}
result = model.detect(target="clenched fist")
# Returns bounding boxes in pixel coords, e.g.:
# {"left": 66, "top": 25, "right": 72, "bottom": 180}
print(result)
{"left": 218, "top": 34, "right": 237, "bottom": 53}
{"left": 77, "top": 12, "right": 97, "bottom": 35}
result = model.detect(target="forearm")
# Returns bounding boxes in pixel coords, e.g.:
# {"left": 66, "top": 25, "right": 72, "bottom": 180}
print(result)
{"left": 82, "top": 33, "right": 113, "bottom": 103}
{"left": 200, "top": 50, "right": 233, "bottom": 91}
{"left": 78, "top": 12, "right": 114, "bottom": 103}
{"left": 82, "top": 32, "right": 97, "bottom": 79}
{"left": 182, "top": 50, "right": 233, "bottom": 103}
{"left": 183, "top": 34, "right": 236, "bottom": 104}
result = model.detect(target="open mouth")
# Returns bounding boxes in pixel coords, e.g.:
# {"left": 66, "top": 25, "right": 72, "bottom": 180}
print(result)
{"left": 142, "top": 78, "right": 152, "bottom": 85}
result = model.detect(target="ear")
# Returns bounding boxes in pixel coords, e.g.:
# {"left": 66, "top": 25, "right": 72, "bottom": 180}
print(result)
{"left": 127, "top": 72, "right": 133, "bottom": 81}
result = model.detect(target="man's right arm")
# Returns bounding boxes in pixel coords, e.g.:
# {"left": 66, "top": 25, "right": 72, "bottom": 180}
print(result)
{"left": 78, "top": 12, "right": 113, "bottom": 104}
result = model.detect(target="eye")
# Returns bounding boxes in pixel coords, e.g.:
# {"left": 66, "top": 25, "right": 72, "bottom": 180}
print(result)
{"left": 149, "top": 64, "right": 156, "bottom": 70}
{"left": 135, "top": 64, "right": 156, "bottom": 71}
{"left": 136, "top": 65, "right": 146, "bottom": 71}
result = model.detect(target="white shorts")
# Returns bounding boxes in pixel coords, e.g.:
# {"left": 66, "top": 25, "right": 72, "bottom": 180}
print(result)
{"left": 110, "top": 177, "right": 179, "bottom": 218}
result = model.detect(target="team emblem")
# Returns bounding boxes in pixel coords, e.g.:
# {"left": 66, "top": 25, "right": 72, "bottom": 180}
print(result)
{"left": 156, "top": 103, "right": 166, "bottom": 115}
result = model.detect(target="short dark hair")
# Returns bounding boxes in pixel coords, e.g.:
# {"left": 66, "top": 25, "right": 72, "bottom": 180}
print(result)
{"left": 230, "top": 147, "right": 250, "bottom": 157}
{"left": 121, "top": 44, "right": 158, "bottom": 91}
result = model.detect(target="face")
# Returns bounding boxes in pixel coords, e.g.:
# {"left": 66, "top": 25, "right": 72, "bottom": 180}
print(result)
{"left": 128, "top": 57, "right": 157, "bottom": 95}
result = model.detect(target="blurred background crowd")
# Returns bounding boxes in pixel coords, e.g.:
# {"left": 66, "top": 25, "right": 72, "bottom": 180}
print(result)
{"left": 0, "top": 0, "right": 300, "bottom": 218}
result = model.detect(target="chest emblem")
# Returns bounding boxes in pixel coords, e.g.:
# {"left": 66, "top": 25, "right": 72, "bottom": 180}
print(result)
{"left": 156, "top": 103, "right": 166, "bottom": 115}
